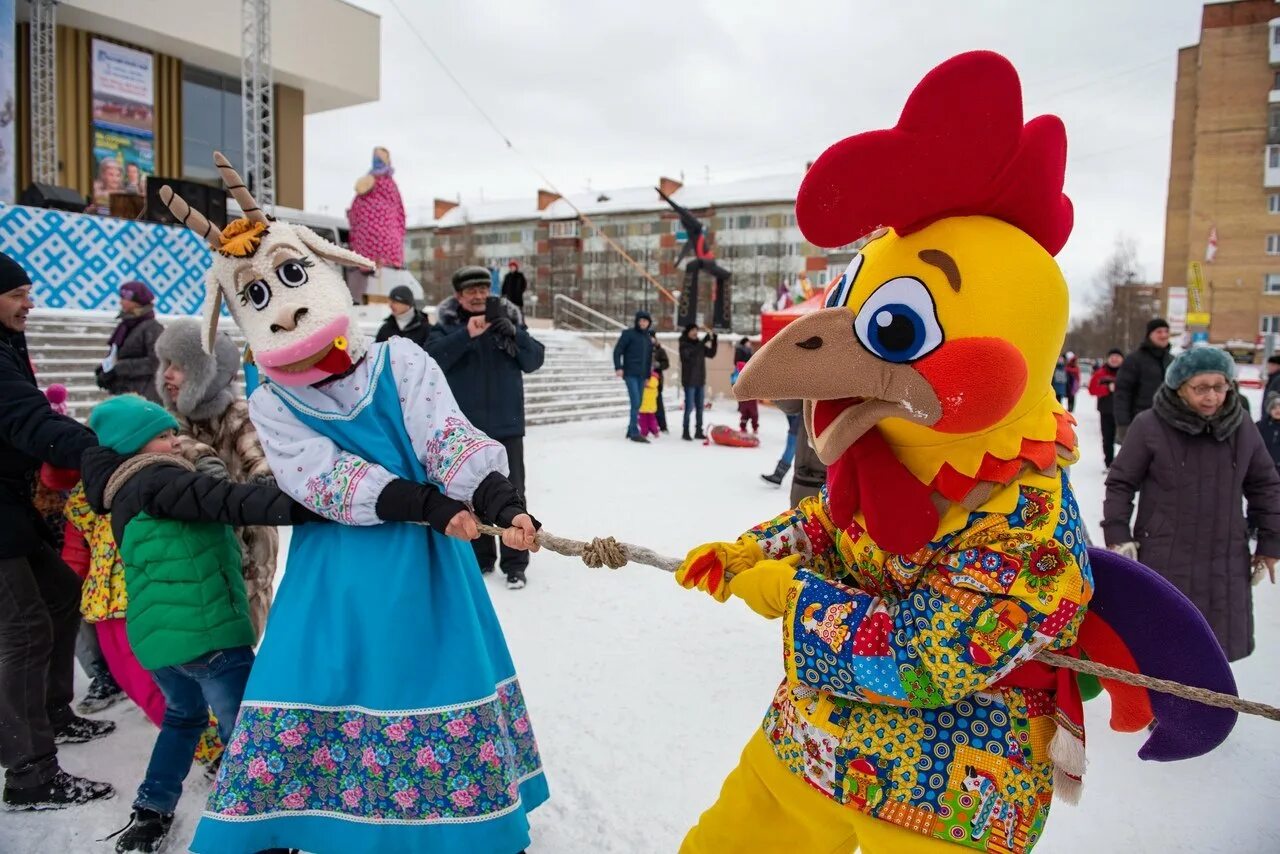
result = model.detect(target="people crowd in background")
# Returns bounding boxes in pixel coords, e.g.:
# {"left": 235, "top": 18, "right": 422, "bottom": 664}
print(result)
{"left": 374, "top": 284, "right": 433, "bottom": 348}
{"left": 678, "top": 324, "right": 718, "bottom": 441}
{"left": 95, "top": 281, "right": 164, "bottom": 405}
{"left": 1114, "top": 317, "right": 1173, "bottom": 440}
{"left": 613, "top": 311, "right": 654, "bottom": 443}
{"left": 1089, "top": 348, "right": 1125, "bottom": 469}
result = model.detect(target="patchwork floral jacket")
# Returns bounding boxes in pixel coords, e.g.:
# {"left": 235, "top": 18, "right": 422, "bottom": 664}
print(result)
{"left": 744, "top": 471, "right": 1093, "bottom": 853}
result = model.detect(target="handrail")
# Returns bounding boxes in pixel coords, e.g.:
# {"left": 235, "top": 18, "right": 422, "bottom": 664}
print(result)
{"left": 552, "top": 294, "right": 628, "bottom": 332}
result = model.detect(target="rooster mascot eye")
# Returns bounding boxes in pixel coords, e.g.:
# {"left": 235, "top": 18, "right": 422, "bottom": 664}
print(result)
{"left": 853, "top": 276, "right": 942, "bottom": 363}
{"left": 825, "top": 254, "right": 864, "bottom": 308}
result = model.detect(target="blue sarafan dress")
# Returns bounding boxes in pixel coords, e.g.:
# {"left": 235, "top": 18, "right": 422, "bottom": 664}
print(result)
{"left": 191, "top": 338, "right": 547, "bottom": 854}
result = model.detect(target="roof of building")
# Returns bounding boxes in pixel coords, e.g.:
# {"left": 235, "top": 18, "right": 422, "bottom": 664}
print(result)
{"left": 413, "top": 172, "right": 804, "bottom": 230}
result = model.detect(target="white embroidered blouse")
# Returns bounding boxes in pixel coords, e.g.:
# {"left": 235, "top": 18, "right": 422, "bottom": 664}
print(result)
{"left": 248, "top": 336, "right": 508, "bottom": 525}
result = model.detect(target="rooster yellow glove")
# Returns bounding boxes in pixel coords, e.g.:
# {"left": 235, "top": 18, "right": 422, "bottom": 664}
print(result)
{"left": 674, "top": 537, "right": 766, "bottom": 602}
{"left": 728, "top": 555, "right": 803, "bottom": 618}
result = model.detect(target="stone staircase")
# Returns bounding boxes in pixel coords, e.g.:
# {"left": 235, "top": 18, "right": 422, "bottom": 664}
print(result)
{"left": 24, "top": 310, "right": 667, "bottom": 427}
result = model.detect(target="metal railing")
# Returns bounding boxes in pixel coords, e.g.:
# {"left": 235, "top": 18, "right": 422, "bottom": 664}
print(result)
{"left": 552, "top": 294, "right": 628, "bottom": 348}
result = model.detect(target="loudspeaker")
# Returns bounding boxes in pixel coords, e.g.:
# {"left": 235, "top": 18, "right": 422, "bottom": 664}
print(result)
{"left": 146, "top": 177, "right": 227, "bottom": 229}
{"left": 20, "top": 183, "right": 87, "bottom": 212}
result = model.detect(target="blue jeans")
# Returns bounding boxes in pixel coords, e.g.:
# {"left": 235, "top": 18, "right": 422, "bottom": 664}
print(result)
{"left": 780, "top": 414, "right": 800, "bottom": 466}
{"left": 624, "top": 375, "right": 644, "bottom": 438}
{"left": 683, "top": 385, "right": 706, "bottom": 435}
{"left": 134, "top": 646, "right": 254, "bottom": 814}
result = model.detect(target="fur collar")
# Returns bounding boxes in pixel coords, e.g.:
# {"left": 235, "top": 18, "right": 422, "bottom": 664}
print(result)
{"left": 102, "top": 453, "right": 195, "bottom": 510}
{"left": 436, "top": 295, "right": 523, "bottom": 328}
{"left": 155, "top": 320, "right": 240, "bottom": 422}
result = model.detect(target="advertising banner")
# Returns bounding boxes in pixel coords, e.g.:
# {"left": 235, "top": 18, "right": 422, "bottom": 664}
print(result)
{"left": 90, "top": 39, "right": 153, "bottom": 210}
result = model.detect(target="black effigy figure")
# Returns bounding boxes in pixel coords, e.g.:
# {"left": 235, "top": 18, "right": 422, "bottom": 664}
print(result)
{"left": 658, "top": 188, "right": 732, "bottom": 329}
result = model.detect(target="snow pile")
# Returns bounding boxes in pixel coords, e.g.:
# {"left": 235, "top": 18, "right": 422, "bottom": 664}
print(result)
{"left": 3, "top": 401, "right": 1276, "bottom": 853}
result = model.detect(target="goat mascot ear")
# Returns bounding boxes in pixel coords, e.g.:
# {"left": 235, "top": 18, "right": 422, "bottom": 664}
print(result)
{"left": 293, "top": 225, "right": 376, "bottom": 271}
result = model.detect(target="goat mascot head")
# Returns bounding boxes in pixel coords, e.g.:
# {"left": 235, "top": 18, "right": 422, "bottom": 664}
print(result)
{"left": 161, "top": 152, "right": 376, "bottom": 387}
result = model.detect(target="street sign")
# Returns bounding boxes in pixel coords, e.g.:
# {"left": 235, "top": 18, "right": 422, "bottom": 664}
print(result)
{"left": 1191, "top": 330, "right": 1209, "bottom": 345}
{"left": 1166, "top": 286, "right": 1188, "bottom": 334}
{"left": 1186, "top": 311, "right": 1211, "bottom": 327}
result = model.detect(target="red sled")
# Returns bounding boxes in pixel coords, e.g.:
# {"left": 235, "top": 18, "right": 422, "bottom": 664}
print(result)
{"left": 709, "top": 425, "right": 760, "bottom": 448}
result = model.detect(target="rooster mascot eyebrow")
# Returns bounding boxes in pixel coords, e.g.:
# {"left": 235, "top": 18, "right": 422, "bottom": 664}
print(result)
{"left": 162, "top": 155, "right": 547, "bottom": 854}
{"left": 675, "top": 51, "right": 1237, "bottom": 854}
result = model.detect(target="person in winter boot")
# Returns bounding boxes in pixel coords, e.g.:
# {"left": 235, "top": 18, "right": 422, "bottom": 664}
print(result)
{"left": 614, "top": 310, "right": 654, "bottom": 443}
{"left": 1064, "top": 352, "right": 1081, "bottom": 413}
{"left": 155, "top": 319, "right": 279, "bottom": 638}
{"left": 637, "top": 371, "right": 662, "bottom": 439}
{"left": 428, "top": 266, "right": 545, "bottom": 589}
{"left": 1260, "top": 392, "right": 1280, "bottom": 469}
{"left": 1089, "top": 348, "right": 1125, "bottom": 468}
{"left": 777, "top": 398, "right": 827, "bottom": 506}
{"left": 1113, "top": 317, "right": 1173, "bottom": 440}
{"left": 0, "top": 253, "right": 117, "bottom": 812}
{"left": 95, "top": 281, "right": 164, "bottom": 404}
{"left": 651, "top": 330, "right": 670, "bottom": 433}
{"left": 735, "top": 363, "right": 759, "bottom": 433}
{"left": 679, "top": 323, "right": 718, "bottom": 440}
{"left": 501, "top": 260, "right": 528, "bottom": 309}
{"left": 1104, "top": 347, "right": 1280, "bottom": 662}
{"left": 762, "top": 406, "right": 800, "bottom": 486}
{"left": 1264, "top": 354, "right": 1280, "bottom": 399}
{"left": 80, "top": 394, "right": 317, "bottom": 854}
{"left": 1051, "top": 354, "right": 1069, "bottom": 406}
{"left": 374, "top": 285, "right": 432, "bottom": 349}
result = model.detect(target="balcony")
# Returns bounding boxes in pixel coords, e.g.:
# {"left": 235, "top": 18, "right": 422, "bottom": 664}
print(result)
{"left": 1271, "top": 19, "right": 1280, "bottom": 64}
{"left": 1268, "top": 146, "right": 1280, "bottom": 188}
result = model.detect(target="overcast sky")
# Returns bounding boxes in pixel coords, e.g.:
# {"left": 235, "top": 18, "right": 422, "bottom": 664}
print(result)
{"left": 304, "top": 0, "right": 1208, "bottom": 313}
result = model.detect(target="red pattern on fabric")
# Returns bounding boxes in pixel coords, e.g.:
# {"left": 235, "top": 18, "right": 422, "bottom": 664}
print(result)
{"left": 850, "top": 610, "right": 892, "bottom": 656}
{"left": 348, "top": 174, "right": 406, "bottom": 267}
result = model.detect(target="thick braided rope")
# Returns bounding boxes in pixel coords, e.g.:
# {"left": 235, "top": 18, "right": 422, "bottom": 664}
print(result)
{"left": 478, "top": 524, "right": 1280, "bottom": 721}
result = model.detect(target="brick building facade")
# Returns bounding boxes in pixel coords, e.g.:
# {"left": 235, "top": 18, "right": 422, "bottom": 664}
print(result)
{"left": 1161, "top": 0, "right": 1280, "bottom": 348}
{"left": 403, "top": 174, "right": 854, "bottom": 331}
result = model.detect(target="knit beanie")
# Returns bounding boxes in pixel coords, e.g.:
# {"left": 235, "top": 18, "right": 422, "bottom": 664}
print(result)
{"left": 388, "top": 285, "right": 415, "bottom": 306}
{"left": 1146, "top": 317, "right": 1169, "bottom": 336}
{"left": 120, "top": 280, "right": 155, "bottom": 306}
{"left": 1164, "top": 347, "right": 1235, "bottom": 390}
{"left": 0, "top": 252, "right": 31, "bottom": 295}
{"left": 451, "top": 266, "right": 491, "bottom": 292}
{"left": 89, "top": 394, "right": 179, "bottom": 454}
{"left": 1107, "top": 348, "right": 1124, "bottom": 357}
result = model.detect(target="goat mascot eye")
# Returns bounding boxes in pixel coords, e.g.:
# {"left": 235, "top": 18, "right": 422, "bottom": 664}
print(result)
{"left": 242, "top": 280, "right": 272, "bottom": 311}
{"left": 276, "top": 259, "right": 310, "bottom": 288}
{"left": 853, "top": 277, "right": 943, "bottom": 363}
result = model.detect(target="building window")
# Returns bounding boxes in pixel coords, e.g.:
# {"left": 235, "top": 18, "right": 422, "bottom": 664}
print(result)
{"left": 1271, "top": 194, "right": 1280, "bottom": 214}
{"left": 1269, "top": 235, "right": 1280, "bottom": 255}
{"left": 182, "top": 66, "right": 242, "bottom": 183}
{"left": 1266, "top": 274, "right": 1280, "bottom": 294}
{"left": 549, "top": 220, "right": 579, "bottom": 238}
{"left": 1271, "top": 146, "right": 1280, "bottom": 169}
{"left": 1263, "top": 315, "right": 1280, "bottom": 333}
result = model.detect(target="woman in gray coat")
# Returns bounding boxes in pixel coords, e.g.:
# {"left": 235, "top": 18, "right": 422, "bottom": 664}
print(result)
{"left": 1102, "top": 347, "right": 1280, "bottom": 661}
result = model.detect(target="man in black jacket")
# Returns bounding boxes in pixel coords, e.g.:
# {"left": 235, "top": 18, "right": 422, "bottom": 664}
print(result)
{"left": 0, "top": 253, "right": 115, "bottom": 810}
{"left": 374, "top": 285, "right": 431, "bottom": 349}
{"left": 427, "top": 266, "right": 545, "bottom": 589}
{"left": 1113, "top": 318, "right": 1173, "bottom": 440}
{"left": 501, "top": 260, "right": 527, "bottom": 309}
{"left": 613, "top": 311, "right": 654, "bottom": 443}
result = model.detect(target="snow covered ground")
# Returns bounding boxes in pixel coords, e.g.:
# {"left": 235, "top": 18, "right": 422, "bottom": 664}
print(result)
{"left": 4, "top": 398, "right": 1277, "bottom": 853}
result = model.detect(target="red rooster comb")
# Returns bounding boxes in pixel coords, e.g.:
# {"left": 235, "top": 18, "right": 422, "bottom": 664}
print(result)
{"left": 796, "top": 50, "right": 1073, "bottom": 255}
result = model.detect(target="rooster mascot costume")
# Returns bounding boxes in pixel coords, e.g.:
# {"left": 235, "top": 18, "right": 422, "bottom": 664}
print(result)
{"left": 675, "top": 51, "right": 1238, "bottom": 854}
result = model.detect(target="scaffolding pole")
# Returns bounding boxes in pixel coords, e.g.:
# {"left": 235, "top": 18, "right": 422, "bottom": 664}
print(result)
{"left": 29, "top": 0, "right": 57, "bottom": 185}
{"left": 241, "top": 0, "right": 274, "bottom": 212}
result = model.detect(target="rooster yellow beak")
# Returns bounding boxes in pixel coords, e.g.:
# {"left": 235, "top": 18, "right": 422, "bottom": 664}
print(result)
{"left": 735, "top": 308, "right": 941, "bottom": 465}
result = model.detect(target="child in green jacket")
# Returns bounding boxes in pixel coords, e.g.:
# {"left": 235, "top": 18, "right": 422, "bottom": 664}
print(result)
{"left": 81, "top": 395, "right": 315, "bottom": 854}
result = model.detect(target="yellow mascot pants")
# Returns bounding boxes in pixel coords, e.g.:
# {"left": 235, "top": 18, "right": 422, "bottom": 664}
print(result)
{"left": 681, "top": 731, "right": 956, "bottom": 854}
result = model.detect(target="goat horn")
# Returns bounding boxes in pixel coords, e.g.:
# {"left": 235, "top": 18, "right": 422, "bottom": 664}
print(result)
{"left": 212, "top": 151, "right": 268, "bottom": 224}
{"left": 159, "top": 185, "right": 221, "bottom": 250}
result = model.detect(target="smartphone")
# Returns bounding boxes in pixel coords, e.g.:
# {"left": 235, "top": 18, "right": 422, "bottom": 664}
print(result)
{"left": 484, "top": 296, "right": 502, "bottom": 323}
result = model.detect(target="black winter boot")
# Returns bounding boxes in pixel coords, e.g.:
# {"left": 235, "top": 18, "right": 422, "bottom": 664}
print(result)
{"left": 694, "top": 428, "right": 706, "bottom": 440}
{"left": 761, "top": 461, "right": 790, "bottom": 485}
{"left": 682, "top": 429, "right": 692, "bottom": 441}
{"left": 77, "top": 671, "right": 125, "bottom": 714}
{"left": 3, "top": 770, "right": 115, "bottom": 811}
{"left": 108, "top": 808, "right": 173, "bottom": 852}
{"left": 54, "top": 714, "right": 116, "bottom": 745}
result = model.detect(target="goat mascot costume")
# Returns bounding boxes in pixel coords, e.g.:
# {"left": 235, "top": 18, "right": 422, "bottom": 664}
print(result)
{"left": 674, "top": 52, "right": 1239, "bottom": 853}
{"left": 164, "top": 155, "right": 547, "bottom": 854}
